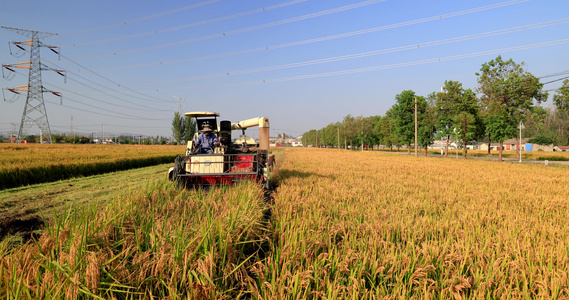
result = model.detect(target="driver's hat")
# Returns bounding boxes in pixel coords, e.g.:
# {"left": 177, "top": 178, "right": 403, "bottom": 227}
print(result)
{"left": 201, "top": 124, "right": 213, "bottom": 133}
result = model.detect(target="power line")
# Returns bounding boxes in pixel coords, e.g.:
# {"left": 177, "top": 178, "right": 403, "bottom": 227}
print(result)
{"left": 126, "top": 18, "right": 569, "bottom": 86}
{"left": 92, "top": 0, "right": 530, "bottom": 71}
{"left": 5, "top": 54, "right": 173, "bottom": 117}
{"left": 42, "top": 58, "right": 172, "bottom": 110}
{"left": 53, "top": 0, "right": 222, "bottom": 39}
{"left": 43, "top": 82, "right": 169, "bottom": 112}
{"left": 63, "top": 123, "right": 170, "bottom": 129}
{"left": 264, "top": 39, "right": 569, "bottom": 83}
{"left": 75, "top": 0, "right": 389, "bottom": 60}
{"left": 44, "top": 97, "right": 166, "bottom": 120}
{"left": 64, "top": 0, "right": 310, "bottom": 47}
{"left": 539, "top": 70, "right": 569, "bottom": 79}
{"left": 6, "top": 54, "right": 172, "bottom": 115}
{"left": 166, "top": 38, "right": 569, "bottom": 90}
{"left": 542, "top": 76, "right": 569, "bottom": 85}
{"left": 52, "top": 54, "right": 170, "bottom": 103}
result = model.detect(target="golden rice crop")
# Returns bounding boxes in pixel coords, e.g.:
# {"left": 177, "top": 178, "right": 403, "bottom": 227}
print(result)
{"left": 2, "top": 147, "right": 569, "bottom": 299}
{"left": 252, "top": 148, "right": 569, "bottom": 299}
{"left": 0, "top": 180, "right": 267, "bottom": 299}
{"left": 375, "top": 147, "right": 569, "bottom": 161}
{"left": 0, "top": 144, "right": 182, "bottom": 170}
{"left": 0, "top": 144, "right": 184, "bottom": 189}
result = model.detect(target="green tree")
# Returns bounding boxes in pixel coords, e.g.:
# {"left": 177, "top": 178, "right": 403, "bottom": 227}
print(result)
{"left": 553, "top": 108, "right": 569, "bottom": 145}
{"left": 64, "top": 135, "right": 79, "bottom": 143}
{"left": 377, "top": 108, "right": 399, "bottom": 151}
{"left": 334, "top": 122, "right": 344, "bottom": 148}
{"left": 433, "top": 80, "right": 480, "bottom": 157}
{"left": 528, "top": 135, "right": 554, "bottom": 145}
{"left": 553, "top": 79, "right": 569, "bottom": 112}
{"left": 418, "top": 100, "right": 437, "bottom": 156}
{"left": 171, "top": 112, "right": 185, "bottom": 145}
{"left": 352, "top": 115, "right": 373, "bottom": 149}
{"left": 25, "top": 135, "right": 38, "bottom": 143}
{"left": 433, "top": 81, "right": 460, "bottom": 156}
{"left": 320, "top": 123, "right": 340, "bottom": 147}
{"left": 342, "top": 114, "right": 357, "bottom": 148}
{"left": 523, "top": 106, "right": 548, "bottom": 138}
{"left": 78, "top": 136, "right": 90, "bottom": 144}
{"left": 392, "top": 90, "right": 426, "bottom": 154}
{"left": 52, "top": 133, "right": 65, "bottom": 143}
{"left": 367, "top": 115, "right": 382, "bottom": 148}
{"left": 302, "top": 130, "right": 318, "bottom": 147}
{"left": 184, "top": 116, "right": 197, "bottom": 144}
{"left": 476, "top": 56, "right": 547, "bottom": 161}
{"left": 453, "top": 87, "right": 479, "bottom": 158}
{"left": 553, "top": 79, "right": 569, "bottom": 144}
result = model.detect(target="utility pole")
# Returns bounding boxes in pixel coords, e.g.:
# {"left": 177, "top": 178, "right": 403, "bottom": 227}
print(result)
{"left": 361, "top": 122, "right": 364, "bottom": 151}
{"left": 337, "top": 125, "right": 340, "bottom": 149}
{"left": 70, "top": 115, "right": 74, "bottom": 143}
{"left": 2, "top": 26, "right": 64, "bottom": 144}
{"left": 519, "top": 121, "right": 525, "bottom": 163}
{"left": 102, "top": 124, "right": 105, "bottom": 144}
{"left": 414, "top": 96, "right": 418, "bottom": 157}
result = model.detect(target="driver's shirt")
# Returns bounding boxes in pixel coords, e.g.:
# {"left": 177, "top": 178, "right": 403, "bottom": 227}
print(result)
{"left": 195, "top": 133, "right": 220, "bottom": 154}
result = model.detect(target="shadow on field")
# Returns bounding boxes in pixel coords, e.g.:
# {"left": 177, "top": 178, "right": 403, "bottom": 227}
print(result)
{"left": 0, "top": 215, "right": 44, "bottom": 243}
{"left": 277, "top": 168, "right": 335, "bottom": 181}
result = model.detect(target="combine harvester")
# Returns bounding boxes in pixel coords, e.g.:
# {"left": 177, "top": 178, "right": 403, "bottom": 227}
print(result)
{"left": 168, "top": 112, "right": 271, "bottom": 189}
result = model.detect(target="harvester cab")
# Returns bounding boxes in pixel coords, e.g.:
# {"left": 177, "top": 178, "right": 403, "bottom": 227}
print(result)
{"left": 169, "top": 112, "right": 271, "bottom": 189}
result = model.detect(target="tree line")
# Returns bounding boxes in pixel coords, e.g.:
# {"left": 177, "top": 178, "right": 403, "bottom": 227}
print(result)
{"left": 302, "top": 56, "right": 569, "bottom": 161}
{"left": 171, "top": 112, "right": 197, "bottom": 145}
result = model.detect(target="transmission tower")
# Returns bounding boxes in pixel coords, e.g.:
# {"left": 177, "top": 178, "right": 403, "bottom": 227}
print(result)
{"left": 2, "top": 26, "right": 63, "bottom": 144}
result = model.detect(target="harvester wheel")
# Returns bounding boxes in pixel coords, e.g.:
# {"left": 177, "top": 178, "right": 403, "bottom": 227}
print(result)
{"left": 173, "top": 155, "right": 184, "bottom": 188}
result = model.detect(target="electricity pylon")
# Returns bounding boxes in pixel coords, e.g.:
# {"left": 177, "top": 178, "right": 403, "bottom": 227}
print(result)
{"left": 2, "top": 26, "right": 63, "bottom": 144}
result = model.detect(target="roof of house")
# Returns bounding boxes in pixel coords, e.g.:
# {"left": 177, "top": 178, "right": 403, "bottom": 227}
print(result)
{"left": 503, "top": 138, "right": 530, "bottom": 144}
{"left": 555, "top": 146, "right": 569, "bottom": 149}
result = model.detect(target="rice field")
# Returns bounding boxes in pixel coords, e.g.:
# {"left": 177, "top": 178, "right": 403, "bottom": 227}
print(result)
{"left": 1, "top": 147, "right": 569, "bottom": 298}
{"left": 375, "top": 147, "right": 569, "bottom": 161}
{"left": 260, "top": 148, "right": 569, "bottom": 298}
{"left": 0, "top": 144, "right": 182, "bottom": 189}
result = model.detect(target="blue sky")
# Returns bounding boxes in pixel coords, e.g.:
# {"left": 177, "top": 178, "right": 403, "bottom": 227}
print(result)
{"left": 1, "top": 0, "right": 568, "bottom": 139}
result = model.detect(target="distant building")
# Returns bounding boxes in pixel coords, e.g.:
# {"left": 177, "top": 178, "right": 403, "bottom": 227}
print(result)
{"left": 502, "top": 138, "right": 530, "bottom": 151}
{"left": 479, "top": 143, "right": 503, "bottom": 151}
{"left": 92, "top": 138, "right": 114, "bottom": 144}
{"left": 466, "top": 142, "right": 485, "bottom": 150}
{"left": 9, "top": 133, "right": 17, "bottom": 143}
{"left": 530, "top": 143, "right": 554, "bottom": 151}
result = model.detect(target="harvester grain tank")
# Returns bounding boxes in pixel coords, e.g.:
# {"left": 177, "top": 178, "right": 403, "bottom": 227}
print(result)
{"left": 168, "top": 112, "right": 271, "bottom": 188}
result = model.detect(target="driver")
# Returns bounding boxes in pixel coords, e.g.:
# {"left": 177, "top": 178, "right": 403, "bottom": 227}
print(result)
{"left": 194, "top": 124, "right": 219, "bottom": 154}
